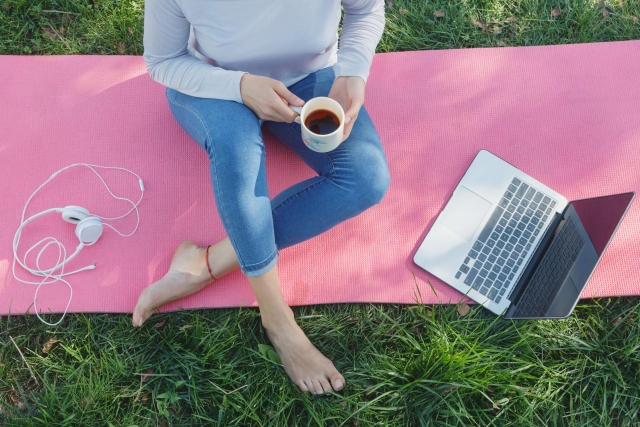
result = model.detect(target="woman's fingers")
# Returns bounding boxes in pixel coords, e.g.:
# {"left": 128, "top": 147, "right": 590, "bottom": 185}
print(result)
{"left": 344, "top": 96, "right": 363, "bottom": 123}
{"left": 274, "top": 82, "right": 304, "bottom": 107}
{"left": 326, "top": 76, "right": 366, "bottom": 141}
{"left": 272, "top": 83, "right": 304, "bottom": 123}
{"left": 269, "top": 92, "right": 299, "bottom": 123}
{"left": 342, "top": 96, "right": 364, "bottom": 141}
{"left": 240, "top": 74, "right": 303, "bottom": 123}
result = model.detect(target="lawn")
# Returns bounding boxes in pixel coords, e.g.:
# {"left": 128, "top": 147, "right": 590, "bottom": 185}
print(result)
{"left": 2, "top": 0, "right": 640, "bottom": 425}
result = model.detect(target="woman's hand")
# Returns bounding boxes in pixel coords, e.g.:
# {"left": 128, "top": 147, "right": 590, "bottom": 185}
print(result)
{"left": 328, "top": 76, "right": 365, "bottom": 142}
{"left": 240, "top": 74, "right": 305, "bottom": 123}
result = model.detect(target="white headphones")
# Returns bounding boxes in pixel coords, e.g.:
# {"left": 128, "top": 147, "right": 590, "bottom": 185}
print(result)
{"left": 12, "top": 163, "right": 144, "bottom": 326}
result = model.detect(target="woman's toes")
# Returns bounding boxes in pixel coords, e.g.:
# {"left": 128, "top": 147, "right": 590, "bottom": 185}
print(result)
{"left": 304, "top": 379, "right": 317, "bottom": 395}
{"left": 312, "top": 379, "right": 324, "bottom": 395}
{"left": 132, "top": 296, "right": 153, "bottom": 327}
{"left": 319, "top": 377, "right": 333, "bottom": 394}
{"left": 133, "top": 311, "right": 146, "bottom": 327}
{"left": 140, "top": 312, "right": 151, "bottom": 326}
{"left": 132, "top": 306, "right": 144, "bottom": 327}
{"left": 297, "top": 381, "right": 309, "bottom": 393}
{"left": 330, "top": 374, "right": 345, "bottom": 391}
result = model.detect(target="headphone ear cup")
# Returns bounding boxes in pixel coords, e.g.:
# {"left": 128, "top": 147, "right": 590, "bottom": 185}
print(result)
{"left": 75, "top": 217, "right": 103, "bottom": 245}
{"left": 62, "top": 206, "right": 90, "bottom": 224}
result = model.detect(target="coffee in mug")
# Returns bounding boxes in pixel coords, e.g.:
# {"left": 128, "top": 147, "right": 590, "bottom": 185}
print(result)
{"left": 304, "top": 109, "right": 341, "bottom": 135}
{"left": 290, "top": 97, "right": 346, "bottom": 152}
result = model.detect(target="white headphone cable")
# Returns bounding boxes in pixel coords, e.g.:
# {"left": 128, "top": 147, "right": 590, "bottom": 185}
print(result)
{"left": 34, "top": 240, "right": 72, "bottom": 326}
{"left": 43, "top": 163, "right": 144, "bottom": 234}
{"left": 12, "top": 163, "right": 144, "bottom": 325}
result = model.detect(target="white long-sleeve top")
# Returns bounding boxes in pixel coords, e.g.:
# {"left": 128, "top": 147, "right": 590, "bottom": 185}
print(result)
{"left": 143, "top": 0, "right": 385, "bottom": 103}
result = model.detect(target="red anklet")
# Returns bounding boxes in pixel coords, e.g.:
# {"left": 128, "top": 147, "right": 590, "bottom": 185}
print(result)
{"left": 206, "top": 245, "right": 216, "bottom": 281}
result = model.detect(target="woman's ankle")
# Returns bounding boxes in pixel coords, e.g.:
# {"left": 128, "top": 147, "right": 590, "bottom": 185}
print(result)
{"left": 260, "top": 305, "right": 296, "bottom": 332}
{"left": 206, "top": 238, "right": 241, "bottom": 278}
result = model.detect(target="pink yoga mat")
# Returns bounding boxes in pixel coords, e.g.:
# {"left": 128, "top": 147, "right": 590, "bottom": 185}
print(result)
{"left": 2, "top": 41, "right": 640, "bottom": 316}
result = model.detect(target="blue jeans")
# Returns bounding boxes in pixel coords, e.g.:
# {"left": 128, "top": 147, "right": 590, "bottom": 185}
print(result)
{"left": 166, "top": 67, "right": 390, "bottom": 276}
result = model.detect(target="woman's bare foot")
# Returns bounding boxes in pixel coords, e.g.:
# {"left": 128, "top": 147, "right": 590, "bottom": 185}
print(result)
{"left": 263, "top": 311, "right": 345, "bottom": 394}
{"left": 133, "top": 241, "right": 215, "bottom": 326}
{"left": 135, "top": 242, "right": 344, "bottom": 393}
{"left": 246, "top": 266, "right": 345, "bottom": 394}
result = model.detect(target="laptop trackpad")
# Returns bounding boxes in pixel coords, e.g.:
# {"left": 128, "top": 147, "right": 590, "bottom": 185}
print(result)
{"left": 440, "top": 186, "right": 492, "bottom": 241}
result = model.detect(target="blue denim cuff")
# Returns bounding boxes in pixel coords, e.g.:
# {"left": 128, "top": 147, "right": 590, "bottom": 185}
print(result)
{"left": 242, "top": 250, "right": 278, "bottom": 277}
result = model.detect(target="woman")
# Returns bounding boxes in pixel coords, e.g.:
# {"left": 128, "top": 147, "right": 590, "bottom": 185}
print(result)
{"left": 134, "top": 0, "right": 390, "bottom": 395}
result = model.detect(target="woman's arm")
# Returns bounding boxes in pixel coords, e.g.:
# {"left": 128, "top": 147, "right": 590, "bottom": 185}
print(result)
{"left": 333, "top": 0, "right": 385, "bottom": 84}
{"left": 143, "top": 0, "right": 247, "bottom": 103}
{"left": 329, "top": 0, "right": 385, "bottom": 140}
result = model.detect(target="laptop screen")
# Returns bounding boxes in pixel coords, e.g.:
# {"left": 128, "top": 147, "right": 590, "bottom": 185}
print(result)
{"left": 571, "top": 192, "right": 634, "bottom": 256}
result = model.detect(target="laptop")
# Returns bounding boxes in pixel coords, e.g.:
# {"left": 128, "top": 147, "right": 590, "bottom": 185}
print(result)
{"left": 413, "top": 150, "right": 634, "bottom": 319}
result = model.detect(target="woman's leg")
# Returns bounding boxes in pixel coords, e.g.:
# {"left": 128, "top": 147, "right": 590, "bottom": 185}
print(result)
{"left": 264, "top": 66, "right": 391, "bottom": 249}
{"left": 133, "top": 88, "right": 345, "bottom": 394}
{"left": 135, "top": 68, "right": 389, "bottom": 306}
{"left": 134, "top": 88, "right": 277, "bottom": 325}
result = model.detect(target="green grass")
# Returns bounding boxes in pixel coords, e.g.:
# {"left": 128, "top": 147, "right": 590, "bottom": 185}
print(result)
{"left": 2, "top": 300, "right": 640, "bottom": 425}
{"left": 1, "top": 0, "right": 639, "bottom": 54}
{"left": 379, "top": 0, "right": 640, "bottom": 51}
{"left": 2, "top": 0, "right": 640, "bottom": 425}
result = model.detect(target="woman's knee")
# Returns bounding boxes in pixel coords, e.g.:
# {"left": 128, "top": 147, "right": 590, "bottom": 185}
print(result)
{"left": 350, "top": 145, "right": 390, "bottom": 209}
{"left": 346, "top": 110, "right": 390, "bottom": 207}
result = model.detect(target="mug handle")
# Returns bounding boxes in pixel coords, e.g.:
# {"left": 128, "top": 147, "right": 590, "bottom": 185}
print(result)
{"left": 290, "top": 106, "right": 302, "bottom": 124}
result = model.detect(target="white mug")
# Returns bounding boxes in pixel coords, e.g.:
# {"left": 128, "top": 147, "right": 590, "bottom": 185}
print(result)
{"left": 290, "top": 97, "right": 345, "bottom": 153}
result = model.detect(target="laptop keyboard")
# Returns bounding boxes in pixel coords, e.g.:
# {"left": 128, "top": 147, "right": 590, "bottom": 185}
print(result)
{"left": 455, "top": 178, "right": 556, "bottom": 304}
{"left": 512, "top": 216, "right": 584, "bottom": 317}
